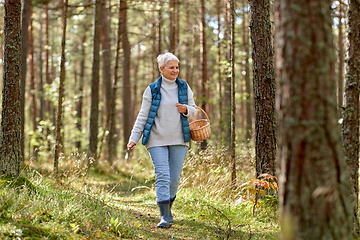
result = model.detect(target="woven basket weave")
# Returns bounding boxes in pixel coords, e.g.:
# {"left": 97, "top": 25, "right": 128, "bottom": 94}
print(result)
{"left": 189, "top": 106, "right": 211, "bottom": 141}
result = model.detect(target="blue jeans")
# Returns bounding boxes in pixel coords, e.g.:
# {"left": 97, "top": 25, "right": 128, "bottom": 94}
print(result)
{"left": 148, "top": 145, "right": 188, "bottom": 204}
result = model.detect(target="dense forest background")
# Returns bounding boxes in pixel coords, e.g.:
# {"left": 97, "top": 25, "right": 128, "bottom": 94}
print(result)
{"left": 0, "top": 0, "right": 347, "bottom": 163}
{"left": 0, "top": 0, "right": 262, "bottom": 164}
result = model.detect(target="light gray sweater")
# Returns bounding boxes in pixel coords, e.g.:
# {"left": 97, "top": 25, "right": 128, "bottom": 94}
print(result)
{"left": 129, "top": 76, "right": 197, "bottom": 149}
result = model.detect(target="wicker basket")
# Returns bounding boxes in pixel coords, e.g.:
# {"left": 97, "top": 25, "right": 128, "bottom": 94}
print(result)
{"left": 189, "top": 106, "right": 211, "bottom": 141}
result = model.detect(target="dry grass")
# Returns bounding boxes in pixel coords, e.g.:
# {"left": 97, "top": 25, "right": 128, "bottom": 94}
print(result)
{"left": 181, "top": 143, "right": 255, "bottom": 203}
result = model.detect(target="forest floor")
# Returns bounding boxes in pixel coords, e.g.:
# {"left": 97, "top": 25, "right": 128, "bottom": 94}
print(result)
{"left": 0, "top": 149, "right": 279, "bottom": 239}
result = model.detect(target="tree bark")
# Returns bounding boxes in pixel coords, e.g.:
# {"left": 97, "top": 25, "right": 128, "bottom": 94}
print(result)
{"left": 216, "top": 0, "right": 223, "bottom": 142}
{"left": 223, "top": 0, "right": 232, "bottom": 148}
{"left": 88, "top": 0, "right": 103, "bottom": 164}
{"left": 249, "top": 0, "right": 276, "bottom": 177}
{"left": 169, "top": 0, "right": 176, "bottom": 53}
{"left": 76, "top": 35, "right": 86, "bottom": 150}
{"left": 132, "top": 45, "right": 140, "bottom": 121}
{"left": 342, "top": 0, "right": 360, "bottom": 236}
{"left": 150, "top": 3, "right": 157, "bottom": 81}
{"left": 242, "top": 0, "right": 252, "bottom": 144}
{"left": 230, "top": 0, "right": 236, "bottom": 188}
{"left": 157, "top": 2, "right": 162, "bottom": 56}
{"left": 29, "top": 8, "right": 38, "bottom": 157}
{"left": 45, "top": 4, "right": 52, "bottom": 153}
{"left": 275, "top": 0, "right": 352, "bottom": 239}
{"left": 175, "top": 0, "right": 180, "bottom": 57}
{"left": 337, "top": 1, "right": 344, "bottom": 110}
{"left": 54, "top": 0, "right": 68, "bottom": 178}
{"left": 38, "top": 10, "right": 45, "bottom": 123}
{"left": 153, "top": 2, "right": 163, "bottom": 79}
{"left": 121, "top": 0, "right": 132, "bottom": 155}
{"left": 0, "top": 0, "right": 22, "bottom": 177}
{"left": 101, "top": 0, "right": 113, "bottom": 162}
{"left": 21, "top": 0, "right": 31, "bottom": 162}
{"left": 200, "top": 0, "right": 208, "bottom": 150}
{"left": 101, "top": 0, "right": 112, "bottom": 129}
{"left": 107, "top": 0, "right": 122, "bottom": 162}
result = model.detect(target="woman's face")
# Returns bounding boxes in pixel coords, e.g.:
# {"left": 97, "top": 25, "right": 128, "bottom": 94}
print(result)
{"left": 160, "top": 60, "right": 179, "bottom": 80}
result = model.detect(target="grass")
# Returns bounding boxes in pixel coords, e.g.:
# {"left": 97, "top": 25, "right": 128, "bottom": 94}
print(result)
{"left": 0, "top": 144, "right": 279, "bottom": 239}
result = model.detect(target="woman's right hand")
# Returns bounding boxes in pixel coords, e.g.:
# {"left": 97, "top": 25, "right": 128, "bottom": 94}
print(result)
{"left": 127, "top": 141, "right": 136, "bottom": 151}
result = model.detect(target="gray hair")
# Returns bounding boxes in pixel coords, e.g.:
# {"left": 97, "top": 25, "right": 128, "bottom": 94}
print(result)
{"left": 157, "top": 52, "right": 179, "bottom": 69}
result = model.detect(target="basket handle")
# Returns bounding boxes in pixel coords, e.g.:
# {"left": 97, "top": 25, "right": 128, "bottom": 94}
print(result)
{"left": 195, "top": 106, "right": 210, "bottom": 121}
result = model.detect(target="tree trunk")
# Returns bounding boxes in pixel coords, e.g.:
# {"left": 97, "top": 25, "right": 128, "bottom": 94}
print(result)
{"left": 169, "top": 0, "right": 176, "bottom": 53}
{"left": 0, "top": 0, "right": 22, "bottom": 177}
{"left": 175, "top": 0, "right": 180, "bottom": 57}
{"left": 184, "top": 1, "right": 194, "bottom": 89}
{"left": 242, "top": 0, "right": 252, "bottom": 144}
{"left": 101, "top": 0, "right": 112, "bottom": 129}
{"left": 230, "top": 0, "right": 236, "bottom": 188}
{"left": 101, "top": 0, "right": 113, "bottom": 163}
{"left": 21, "top": 0, "right": 31, "bottom": 162}
{"left": 45, "top": 4, "right": 50, "bottom": 113}
{"left": 121, "top": 0, "right": 132, "bottom": 155}
{"left": 76, "top": 35, "right": 86, "bottom": 150}
{"left": 157, "top": 2, "right": 162, "bottom": 56}
{"left": 150, "top": 4, "right": 157, "bottom": 81}
{"left": 275, "top": 0, "right": 352, "bottom": 239}
{"left": 154, "top": 2, "right": 163, "bottom": 79}
{"left": 223, "top": 0, "right": 232, "bottom": 148}
{"left": 107, "top": 0, "right": 122, "bottom": 163}
{"left": 194, "top": 29, "right": 201, "bottom": 105}
{"left": 249, "top": 0, "right": 276, "bottom": 177}
{"left": 54, "top": 0, "right": 68, "bottom": 178}
{"left": 29, "top": 8, "right": 38, "bottom": 157}
{"left": 38, "top": 10, "right": 45, "bottom": 123}
{"left": 88, "top": 0, "right": 102, "bottom": 164}
{"left": 337, "top": 1, "right": 344, "bottom": 111}
{"left": 342, "top": 0, "right": 360, "bottom": 236}
{"left": 200, "top": 0, "right": 208, "bottom": 150}
{"left": 188, "top": 23, "right": 196, "bottom": 89}
{"left": 216, "top": 0, "right": 223, "bottom": 142}
{"left": 45, "top": 5, "right": 52, "bottom": 153}
{"left": 132, "top": 45, "right": 140, "bottom": 120}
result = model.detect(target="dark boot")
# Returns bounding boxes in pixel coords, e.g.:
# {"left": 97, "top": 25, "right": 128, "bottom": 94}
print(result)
{"left": 157, "top": 203, "right": 170, "bottom": 228}
{"left": 169, "top": 196, "right": 176, "bottom": 223}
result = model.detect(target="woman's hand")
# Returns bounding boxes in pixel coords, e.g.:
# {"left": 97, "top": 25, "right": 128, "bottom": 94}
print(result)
{"left": 127, "top": 141, "right": 136, "bottom": 151}
{"left": 176, "top": 103, "right": 188, "bottom": 114}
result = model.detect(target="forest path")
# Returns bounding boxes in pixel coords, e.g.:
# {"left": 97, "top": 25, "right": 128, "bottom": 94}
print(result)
{"left": 108, "top": 191, "right": 277, "bottom": 239}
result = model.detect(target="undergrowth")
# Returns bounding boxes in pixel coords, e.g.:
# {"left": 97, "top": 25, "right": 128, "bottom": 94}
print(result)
{"left": 0, "top": 143, "right": 279, "bottom": 239}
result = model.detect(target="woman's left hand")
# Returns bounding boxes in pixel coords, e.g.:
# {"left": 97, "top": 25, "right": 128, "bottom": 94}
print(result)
{"left": 176, "top": 103, "right": 188, "bottom": 114}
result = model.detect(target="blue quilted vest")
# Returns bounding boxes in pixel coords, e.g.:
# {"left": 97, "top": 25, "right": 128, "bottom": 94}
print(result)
{"left": 142, "top": 76, "right": 191, "bottom": 145}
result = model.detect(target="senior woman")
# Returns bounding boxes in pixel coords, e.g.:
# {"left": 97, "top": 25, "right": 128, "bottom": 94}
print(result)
{"left": 127, "top": 52, "right": 197, "bottom": 228}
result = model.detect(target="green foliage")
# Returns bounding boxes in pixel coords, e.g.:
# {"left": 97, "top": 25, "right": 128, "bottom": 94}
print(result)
{"left": 109, "top": 217, "right": 121, "bottom": 236}
{"left": 1, "top": 176, "right": 36, "bottom": 191}
{"left": 108, "top": 217, "right": 134, "bottom": 238}
{"left": 176, "top": 189, "right": 279, "bottom": 239}
{"left": 0, "top": 171, "right": 136, "bottom": 239}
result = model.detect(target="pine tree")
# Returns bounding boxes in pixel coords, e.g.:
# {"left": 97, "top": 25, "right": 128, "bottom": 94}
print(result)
{"left": 0, "top": 0, "right": 22, "bottom": 177}
{"left": 342, "top": 0, "right": 360, "bottom": 236}
{"left": 249, "top": 0, "right": 276, "bottom": 177}
{"left": 276, "top": 0, "right": 352, "bottom": 238}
